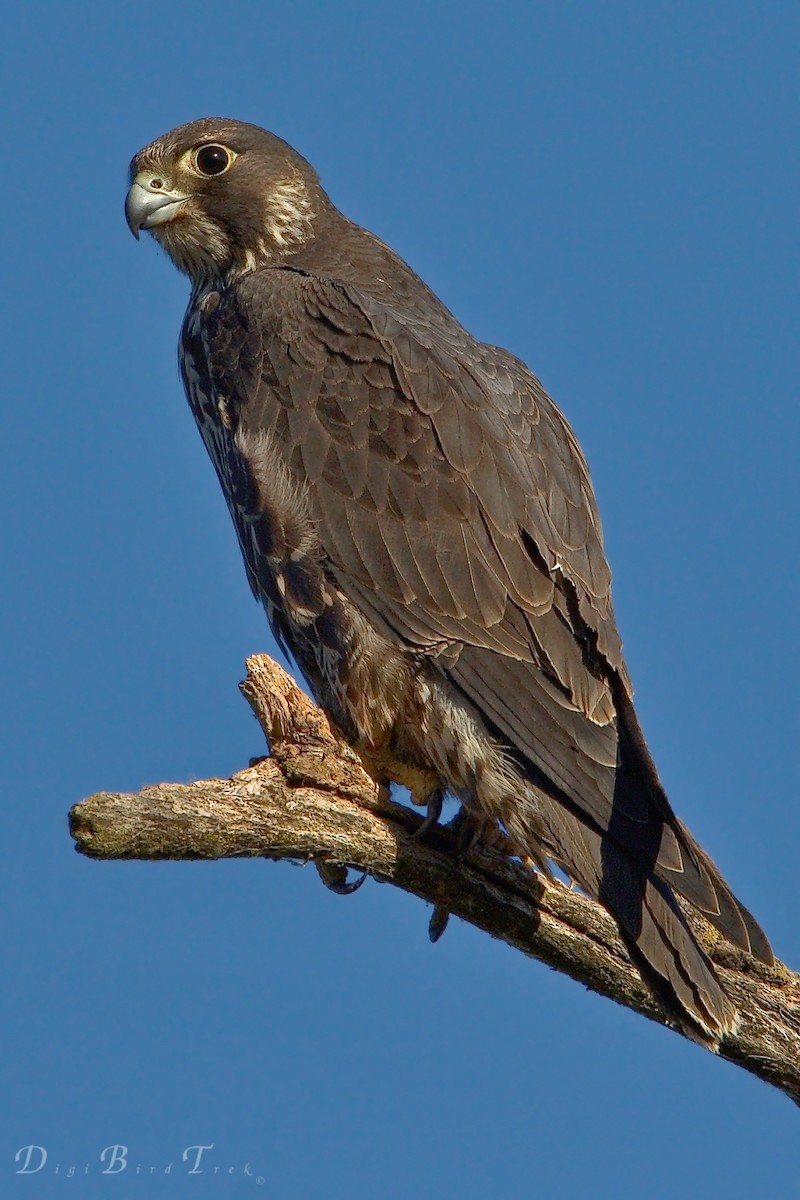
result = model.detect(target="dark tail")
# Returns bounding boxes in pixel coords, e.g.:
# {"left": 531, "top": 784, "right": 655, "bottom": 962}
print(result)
{"left": 612, "top": 686, "right": 773, "bottom": 965}
{"left": 539, "top": 794, "right": 740, "bottom": 1043}
{"left": 598, "top": 832, "right": 738, "bottom": 1043}
{"left": 592, "top": 687, "right": 772, "bottom": 1041}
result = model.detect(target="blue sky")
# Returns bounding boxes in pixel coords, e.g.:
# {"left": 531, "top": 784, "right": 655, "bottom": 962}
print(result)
{"left": 3, "top": 2, "right": 798, "bottom": 1195}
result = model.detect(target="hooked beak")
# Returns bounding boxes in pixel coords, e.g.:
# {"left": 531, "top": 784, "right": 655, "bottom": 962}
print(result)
{"left": 125, "top": 173, "right": 189, "bottom": 239}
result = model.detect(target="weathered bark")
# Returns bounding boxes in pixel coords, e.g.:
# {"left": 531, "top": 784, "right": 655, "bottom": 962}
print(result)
{"left": 69, "top": 654, "right": 799, "bottom": 1104}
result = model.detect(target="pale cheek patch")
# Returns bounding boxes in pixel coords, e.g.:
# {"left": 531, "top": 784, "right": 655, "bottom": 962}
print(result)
{"left": 265, "top": 174, "right": 315, "bottom": 249}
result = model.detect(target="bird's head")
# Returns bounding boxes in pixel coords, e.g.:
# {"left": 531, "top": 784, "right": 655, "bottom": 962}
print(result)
{"left": 126, "top": 118, "right": 328, "bottom": 284}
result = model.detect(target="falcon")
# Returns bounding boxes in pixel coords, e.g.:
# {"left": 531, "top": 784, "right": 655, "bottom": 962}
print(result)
{"left": 126, "top": 118, "right": 772, "bottom": 1041}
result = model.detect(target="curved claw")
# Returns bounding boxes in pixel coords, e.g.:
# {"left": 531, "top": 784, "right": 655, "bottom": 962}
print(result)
{"left": 315, "top": 862, "right": 368, "bottom": 895}
{"left": 428, "top": 904, "right": 450, "bottom": 942}
{"left": 447, "top": 805, "right": 502, "bottom": 856}
{"left": 412, "top": 789, "right": 444, "bottom": 840}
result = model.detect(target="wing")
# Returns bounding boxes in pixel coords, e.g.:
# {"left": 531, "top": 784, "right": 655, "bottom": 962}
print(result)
{"left": 201, "top": 266, "right": 770, "bottom": 963}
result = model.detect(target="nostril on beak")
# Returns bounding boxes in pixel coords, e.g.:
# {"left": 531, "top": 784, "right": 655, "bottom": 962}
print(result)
{"left": 150, "top": 178, "right": 163, "bottom": 190}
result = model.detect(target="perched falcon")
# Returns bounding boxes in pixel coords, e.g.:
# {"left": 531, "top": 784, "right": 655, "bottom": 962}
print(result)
{"left": 126, "top": 118, "right": 772, "bottom": 1042}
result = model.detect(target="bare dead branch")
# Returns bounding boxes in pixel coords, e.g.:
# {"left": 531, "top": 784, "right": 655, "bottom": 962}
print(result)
{"left": 69, "top": 654, "right": 800, "bottom": 1105}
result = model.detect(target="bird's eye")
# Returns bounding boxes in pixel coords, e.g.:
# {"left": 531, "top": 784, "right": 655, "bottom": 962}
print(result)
{"left": 194, "top": 144, "right": 231, "bottom": 177}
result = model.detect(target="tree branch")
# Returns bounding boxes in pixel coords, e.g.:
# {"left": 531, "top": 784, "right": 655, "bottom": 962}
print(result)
{"left": 69, "top": 654, "right": 800, "bottom": 1104}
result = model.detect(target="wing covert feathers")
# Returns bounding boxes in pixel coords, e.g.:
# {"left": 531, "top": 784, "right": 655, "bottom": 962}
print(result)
{"left": 192, "top": 258, "right": 771, "bottom": 1040}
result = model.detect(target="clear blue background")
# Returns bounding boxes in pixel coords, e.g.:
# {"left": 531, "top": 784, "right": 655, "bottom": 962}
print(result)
{"left": 3, "top": 2, "right": 798, "bottom": 1196}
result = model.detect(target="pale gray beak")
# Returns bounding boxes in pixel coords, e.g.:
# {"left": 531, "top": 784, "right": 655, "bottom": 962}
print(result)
{"left": 125, "top": 175, "right": 188, "bottom": 239}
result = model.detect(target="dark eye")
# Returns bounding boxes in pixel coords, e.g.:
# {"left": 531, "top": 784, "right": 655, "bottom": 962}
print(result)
{"left": 194, "top": 144, "right": 231, "bottom": 176}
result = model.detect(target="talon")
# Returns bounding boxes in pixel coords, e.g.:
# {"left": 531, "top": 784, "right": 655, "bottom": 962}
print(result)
{"left": 315, "top": 862, "right": 368, "bottom": 895}
{"left": 447, "top": 805, "right": 481, "bottom": 855}
{"left": 412, "top": 789, "right": 444, "bottom": 840}
{"left": 429, "top": 904, "right": 450, "bottom": 942}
